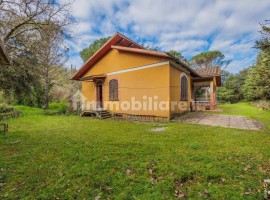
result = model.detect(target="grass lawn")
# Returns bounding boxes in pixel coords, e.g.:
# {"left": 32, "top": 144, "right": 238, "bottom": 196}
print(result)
{"left": 0, "top": 103, "right": 270, "bottom": 199}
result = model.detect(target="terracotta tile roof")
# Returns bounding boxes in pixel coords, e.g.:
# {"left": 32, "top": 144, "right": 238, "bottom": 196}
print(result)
{"left": 194, "top": 66, "right": 221, "bottom": 77}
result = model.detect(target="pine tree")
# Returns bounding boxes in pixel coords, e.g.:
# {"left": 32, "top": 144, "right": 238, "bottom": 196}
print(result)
{"left": 80, "top": 37, "right": 110, "bottom": 62}
{"left": 243, "top": 53, "right": 270, "bottom": 100}
{"left": 243, "top": 21, "right": 270, "bottom": 100}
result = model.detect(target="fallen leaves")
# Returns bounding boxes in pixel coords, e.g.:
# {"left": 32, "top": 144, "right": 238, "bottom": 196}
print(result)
{"left": 174, "top": 178, "right": 190, "bottom": 199}
{"left": 174, "top": 190, "right": 186, "bottom": 198}
{"left": 126, "top": 169, "right": 133, "bottom": 176}
{"left": 95, "top": 195, "right": 100, "bottom": 200}
{"left": 244, "top": 165, "right": 251, "bottom": 172}
{"left": 199, "top": 189, "right": 209, "bottom": 198}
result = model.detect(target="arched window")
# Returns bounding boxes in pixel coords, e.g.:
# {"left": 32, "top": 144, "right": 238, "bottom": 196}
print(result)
{"left": 180, "top": 75, "right": 188, "bottom": 101}
{"left": 109, "top": 79, "right": 118, "bottom": 101}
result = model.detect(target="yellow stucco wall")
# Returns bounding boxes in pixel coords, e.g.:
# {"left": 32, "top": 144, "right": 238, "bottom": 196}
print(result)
{"left": 84, "top": 49, "right": 168, "bottom": 76}
{"left": 169, "top": 65, "right": 192, "bottom": 118}
{"left": 80, "top": 48, "right": 195, "bottom": 120}
{"left": 81, "top": 49, "right": 170, "bottom": 119}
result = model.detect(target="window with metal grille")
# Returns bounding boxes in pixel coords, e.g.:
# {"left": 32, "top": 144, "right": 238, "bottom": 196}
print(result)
{"left": 109, "top": 79, "right": 118, "bottom": 101}
{"left": 180, "top": 75, "right": 188, "bottom": 101}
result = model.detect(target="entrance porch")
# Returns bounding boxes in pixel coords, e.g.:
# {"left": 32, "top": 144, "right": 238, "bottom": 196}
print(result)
{"left": 192, "top": 76, "right": 219, "bottom": 111}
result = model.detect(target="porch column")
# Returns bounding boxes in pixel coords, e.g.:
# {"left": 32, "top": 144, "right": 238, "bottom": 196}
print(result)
{"left": 188, "top": 75, "right": 192, "bottom": 111}
{"left": 210, "top": 77, "right": 217, "bottom": 110}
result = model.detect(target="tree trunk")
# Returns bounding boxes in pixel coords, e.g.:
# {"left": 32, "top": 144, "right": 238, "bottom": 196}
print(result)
{"left": 44, "top": 63, "right": 49, "bottom": 110}
{"left": 45, "top": 79, "right": 49, "bottom": 110}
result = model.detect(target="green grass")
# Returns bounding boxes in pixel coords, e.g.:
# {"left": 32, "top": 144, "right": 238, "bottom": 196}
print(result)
{"left": 218, "top": 102, "right": 270, "bottom": 130}
{"left": 0, "top": 104, "right": 270, "bottom": 199}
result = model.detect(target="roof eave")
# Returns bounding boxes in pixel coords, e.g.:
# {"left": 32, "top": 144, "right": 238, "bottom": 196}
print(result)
{"left": 71, "top": 34, "right": 118, "bottom": 80}
{"left": 111, "top": 45, "right": 171, "bottom": 59}
{"left": 193, "top": 75, "right": 222, "bottom": 87}
{"left": 164, "top": 52, "right": 201, "bottom": 77}
{"left": 71, "top": 33, "right": 145, "bottom": 80}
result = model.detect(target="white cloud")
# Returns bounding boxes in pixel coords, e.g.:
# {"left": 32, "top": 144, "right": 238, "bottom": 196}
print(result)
{"left": 66, "top": 54, "right": 83, "bottom": 69}
{"left": 58, "top": 0, "right": 270, "bottom": 72}
{"left": 227, "top": 55, "right": 257, "bottom": 73}
{"left": 75, "top": 21, "right": 93, "bottom": 34}
{"left": 58, "top": 0, "right": 125, "bottom": 19}
{"left": 159, "top": 38, "right": 209, "bottom": 56}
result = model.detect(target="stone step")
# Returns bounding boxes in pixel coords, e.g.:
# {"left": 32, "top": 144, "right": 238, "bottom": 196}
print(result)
{"left": 80, "top": 110, "right": 112, "bottom": 119}
{"left": 101, "top": 115, "right": 112, "bottom": 119}
{"left": 100, "top": 113, "right": 111, "bottom": 117}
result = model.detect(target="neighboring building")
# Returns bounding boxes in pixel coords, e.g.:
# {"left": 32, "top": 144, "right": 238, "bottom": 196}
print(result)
{"left": 72, "top": 33, "right": 221, "bottom": 121}
{"left": 0, "top": 41, "right": 10, "bottom": 65}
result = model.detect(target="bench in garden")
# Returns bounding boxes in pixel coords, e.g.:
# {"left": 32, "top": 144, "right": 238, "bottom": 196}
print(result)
{"left": 0, "top": 123, "right": 8, "bottom": 135}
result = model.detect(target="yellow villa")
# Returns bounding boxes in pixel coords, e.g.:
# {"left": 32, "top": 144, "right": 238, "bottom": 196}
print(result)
{"left": 72, "top": 33, "right": 221, "bottom": 121}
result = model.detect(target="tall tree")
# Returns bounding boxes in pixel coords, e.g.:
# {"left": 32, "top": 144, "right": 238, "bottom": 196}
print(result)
{"left": 243, "top": 21, "right": 270, "bottom": 100}
{"left": 220, "top": 69, "right": 231, "bottom": 84}
{"left": 190, "top": 51, "right": 231, "bottom": 69}
{"left": 255, "top": 20, "right": 270, "bottom": 52}
{"left": 36, "top": 23, "right": 69, "bottom": 109}
{"left": 0, "top": 0, "right": 73, "bottom": 106}
{"left": 218, "top": 68, "right": 250, "bottom": 103}
{"left": 168, "top": 50, "right": 184, "bottom": 60}
{"left": 80, "top": 37, "right": 110, "bottom": 62}
{"left": 144, "top": 45, "right": 158, "bottom": 51}
{"left": 243, "top": 52, "right": 270, "bottom": 100}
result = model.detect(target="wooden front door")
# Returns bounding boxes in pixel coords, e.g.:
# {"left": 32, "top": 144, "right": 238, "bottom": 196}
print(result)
{"left": 96, "top": 82, "right": 103, "bottom": 109}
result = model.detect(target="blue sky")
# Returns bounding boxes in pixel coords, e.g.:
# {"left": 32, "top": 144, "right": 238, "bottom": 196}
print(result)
{"left": 59, "top": 0, "right": 270, "bottom": 73}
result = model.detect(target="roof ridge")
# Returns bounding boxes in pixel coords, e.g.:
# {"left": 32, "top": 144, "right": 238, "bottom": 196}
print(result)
{"left": 115, "top": 32, "right": 145, "bottom": 49}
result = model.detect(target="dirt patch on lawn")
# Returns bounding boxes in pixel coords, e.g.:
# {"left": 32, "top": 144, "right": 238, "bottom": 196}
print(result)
{"left": 150, "top": 127, "right": 167, "bottom": 132}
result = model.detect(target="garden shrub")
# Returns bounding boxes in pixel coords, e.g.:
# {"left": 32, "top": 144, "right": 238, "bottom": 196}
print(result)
{"left": 44, "top": 100, "right": 70, "bottom": 115}
{"left": 0, "top": 104, "right": 21, "bottom": 120}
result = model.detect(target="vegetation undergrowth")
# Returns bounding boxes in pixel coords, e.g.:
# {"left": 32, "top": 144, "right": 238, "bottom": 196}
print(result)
{"left": 43, "top": 100, "right": 70, "bottom": 115}
{"left": 0, "top": 104, "right": 21, "bottom": 120}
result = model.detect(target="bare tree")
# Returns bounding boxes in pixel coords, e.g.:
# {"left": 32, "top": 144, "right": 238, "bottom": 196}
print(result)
{"left": 0, "top": 0, "right": 72, "bottom": 42}
{"left": 0, "top": 0, "right": 73, "bottom": 106}
{"left": 36, "top": 23, "right": 69, "bottom": 109}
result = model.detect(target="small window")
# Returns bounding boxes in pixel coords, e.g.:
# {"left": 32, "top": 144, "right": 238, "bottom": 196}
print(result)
{"left": 109, "top": 79, "right": 118, "bottom": 101}
{"left": 181, "top": 75, "right": 188, "bottom": 101}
